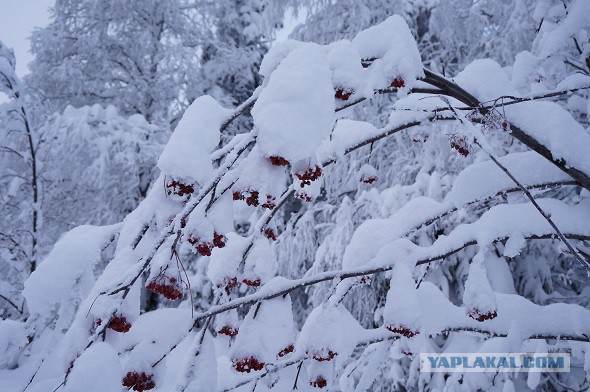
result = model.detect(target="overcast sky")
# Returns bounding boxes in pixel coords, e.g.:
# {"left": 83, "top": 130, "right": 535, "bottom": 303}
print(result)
{"left": 0, "top": 0, "right": 53, "bottom": 76}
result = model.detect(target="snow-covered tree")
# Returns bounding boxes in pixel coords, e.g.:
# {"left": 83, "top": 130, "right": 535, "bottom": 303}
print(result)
{"left": 3, "top": 13, "right": 590, "bottom": 392}
{"left": 27, "top": 0, "right": 203, "bottom": 125}
{"left": 0, "top": 40, "right": 41, "bottom": 319}
{"left": 0, "top": 40, "right": 165, "bottom": 320}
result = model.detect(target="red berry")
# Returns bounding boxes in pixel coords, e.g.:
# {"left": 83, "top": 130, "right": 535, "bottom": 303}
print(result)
{"left": 108, "top": 315, "right": 132, "bottom": 333}
{"left": 335, "top": 87, "right": 353, "bottom": 101}
{"left": 308, "top": 350, "right": 337, "bottom": 362}
{"left": 385, "top": 324, "right": 420, "bottom": 338}
{"left": 295, "top": 165, "right": 322, "bottom": 183}
{"left": 269, "top": 156, "right": 290, "bottom": 166}
{"left": 213, "top": 232, "right": 226, "bottom": 248}
{"left": 217, "top": 277, "right": 238, "bottom": 293}
{"left": 264, "top": 228, "right": 277, "bottom": 241}
{"left": 467, "top": 308, "right": 498, "bottom": 322}
{"left": 310, "top": 376, "right": 328, "bottom": 388}
{"left": 277, "top": 344, "right": 294, "bottom": 358}
{"left": 122, "top": 371, "right": 155, "bottom": 391}
{"left": 390, "top": 77, "right": 405, "bottom": 88}
{"left": 165, "top": 178, "right": 194, "bottom": 198}
{"left": 242, "top": 278, "right": 261, "bottom": 287}
{"left": 218, "top": 325, "right": 239, "bottom": 337}
{"left": 233, "top": 356, "right": 265, "bottom": 373}
{"left": 187, "top": 235, "right": 214, "bottom": 256}
{"left": 360, "top": 176, "right": 377, "bottom": 184}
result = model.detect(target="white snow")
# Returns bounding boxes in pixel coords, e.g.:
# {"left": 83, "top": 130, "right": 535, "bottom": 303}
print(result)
{"left": 253, "top": 43, "right": 335, "bottom": 164}
{"left": 158, "top": 95, "right": 230, "bottom": 186}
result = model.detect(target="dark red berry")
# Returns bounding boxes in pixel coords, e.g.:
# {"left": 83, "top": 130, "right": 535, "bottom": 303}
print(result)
{"left": 295, "top": 165, "right": 322, "bottom": 183}
{"left": 308, "top": 350, "right": 337, "bottom": 362}
{"left": 310, "top": 376, "right": 328, "bottom": 388}
{"left": 390, "top": 77, "right": 405, "bottom": 88}
{"left": 269, "top": 156, "right": 290, "bottom": 166}
{"left": 385, "top": 324, "right": 420, "bottom": 338}
{"left": 233, "top": 356, "right": 265, "bottom": 373}
{"left": 335, "top": 87, "right": 353, "bottom": 101}
{"left": 217, "top": 277, "right": 238, "bottom": 293}
{"left": 218, "top": 325, "right": 239, "bottom": 337}
{"left": 122, "top": 371, "right": 155, "bottom": 391}
{"left": 278, "top": 344, "right": 294, "bottom": 358}
{"left": 187, "top": 235, "right": 214, "bottom": 256}
{"left": 264, "top": 228, "right": 277, "bottom": 241}
{"left": 108, "top": 315, "right": 132, "bottom": 333}
{"left": 467, "top": 308, "right": 498, "bottom": 322}
{"left": 242, "top": 278, "right": 261, "bottom": 287}
{"left": 165, "top": 178, "right": 194, "bottom": 198}
{"left": 213, "top": 232, "right": 226, "bottom": 248}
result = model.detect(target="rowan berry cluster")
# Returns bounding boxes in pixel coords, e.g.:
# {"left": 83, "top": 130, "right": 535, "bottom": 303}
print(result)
{"left": 164, "top": 178, "right": 194, "bottom": 197}
{"left": 242, "top": 278, "right": 261, "bottom": 287}
{"left": 385, "top": 324, "right": 420, "bottom": 338}
{"left": 277, "top": 344, "right": 294, "bottom": 358}
{"left": 108, "top": 315, "right": 132, "bottom": 333}
{"left": 310, "top": 376, "right": 328, "bottom": 388}
{"left": 390, "top": 77, "right": 405, "bottom": 88}
{"left": 335, "top": 87, "right": 353, "bottom": 101}
{"left": 218, "top": 325, "right": 239, "bottom": 337}
{"left": 308, "top": 349, "right": 337, "bottom": 362}
{"left": 233, "top": 356, "right": 265, "bottom": 373}
{"left": 264, "top": 228, "right": 277, "bottom": 241}
{"left": 269, "top": 156, "right": 290, "bottom": 166}
{"left": 122, "top": 371, "right": 155, "bottom": 391}
{"left": 450, "top": 136, "right": 470, "bottom": 157}
{"left": 295, "top": 165, "right": 322, "bottom": 187}
{"left": 468, "top": 308, "right": 498, "bottom": 322}
{"left": 233, "top": 189, "right": 276, "bottom": 209}
{"left": 146, "top": 275, "right": 182, "bottom": 300}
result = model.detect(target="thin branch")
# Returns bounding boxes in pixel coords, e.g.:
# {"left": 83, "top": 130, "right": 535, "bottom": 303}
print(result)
{"left": 191, "top": 234, "right": 590, "bottom": 323}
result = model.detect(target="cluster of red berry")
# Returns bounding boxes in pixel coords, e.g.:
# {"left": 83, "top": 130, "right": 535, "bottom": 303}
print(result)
{"left": 269, "top": 156, "right": 290, "bottom": 166}
{"left": 335, "top": 87, "right": 353, "bottom": 101}
{"left": 295, "top": 191, "right": 313, "bottom": 202}
{"left": 213, "top": 232, "right": 226, "bottom": 248}
{"left": 165, "top": 179, "right": 194, "bottom": 197}
{"left": 450, "top": 137, "right": 470, "bottom": 157}
{"left": 468, "top": 308, "right": 498, "bottom": 322}
{"left": 217, "top": 276, "right": 239, "bottom": 292}
{"left": 390, "top": 77, "right": 405, "bottom": 88}
{"left": 359, "top": 175, "right": 377, "bottom": 184}
{"left": 122, "top": 371, "right": 155, "bottom": 391}
{"left": 242, "top": 277, "right": 261, "bottom": 287}
{"left": 233, "top": 190, "right": 276, "bottom": 209}
{"left": 218, "top": 325, "right": 239, "bottom": 337}
{"left": 233, "top": 356, "right": 265, "bottom": 373}
{"left": 187, "top": 235, "right": 214, "bottom": 256}
{"left": 108, "top": 315, "right": 132, "bottom": 333}
{"left": 146, "top": 276, "right": 182, "bottom": 300}
{"left": 187, "top": 232, "right": 226, "bottom": 257}
{"left": 264, "top": 228, "right": 277, "bottom": 241}
{"left": 295, "top": 165, "right": 322, "bottom": 187}
{"left": 277, "top": 344, "right": 294, "bottom": 358}
{"left": 385, "top": 324, "right": 420, "bottom": 338}
{"left": 310, "top": 376, "right": 328, "bottom": 388}
{"left": 308, "top": 349, "right": 337, "bottom": 362}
